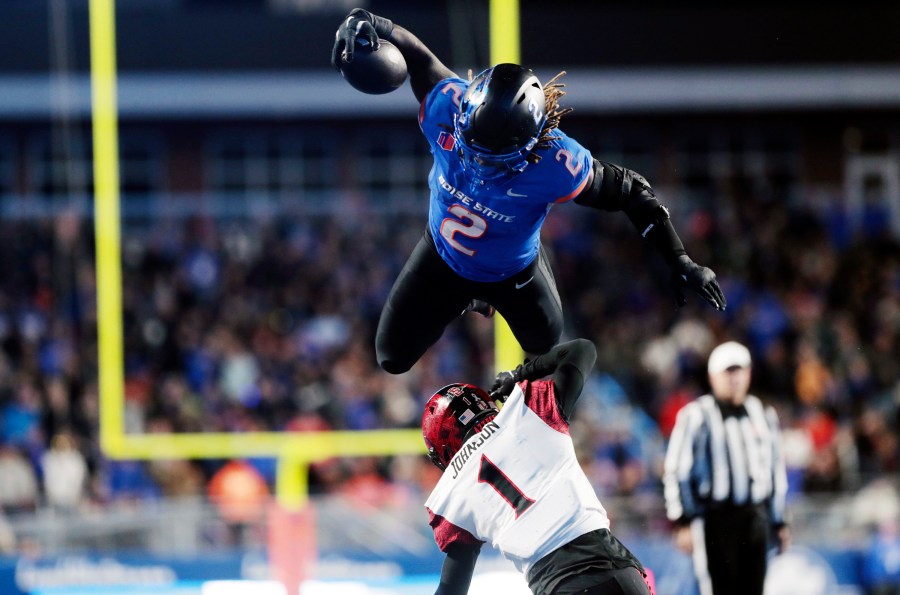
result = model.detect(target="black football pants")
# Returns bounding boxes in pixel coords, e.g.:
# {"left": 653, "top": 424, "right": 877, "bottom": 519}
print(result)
{"left": 375, "top": 229, "right": 563, "bottom": 374}
{"left": 693, "top": 506, "right": 769, "bottom": 595}
{"left": 568, "top": 567, "right": 653, "bottom": 595}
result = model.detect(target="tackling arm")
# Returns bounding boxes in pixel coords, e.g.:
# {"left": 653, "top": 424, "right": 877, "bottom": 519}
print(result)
{"left": 332, "top": 8, "right": 456, "bottom": 103}
{"left": 435, "top": 543, "right": 481, "bottom": 595}
{"left": 491, "top": 338, "right": 597, "bottom": 420}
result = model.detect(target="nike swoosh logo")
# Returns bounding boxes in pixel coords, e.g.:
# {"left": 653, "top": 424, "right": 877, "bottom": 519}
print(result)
{"left": 515, "top": 276, "right": 534, "bottom": 289}
{"left": 506, "top": 189, "right": 527, "bottom": 197}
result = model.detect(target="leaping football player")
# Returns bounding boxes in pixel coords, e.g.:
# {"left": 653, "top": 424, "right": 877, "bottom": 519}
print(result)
{"left": 332, "top": 9, "right": 726, "bottom": 375}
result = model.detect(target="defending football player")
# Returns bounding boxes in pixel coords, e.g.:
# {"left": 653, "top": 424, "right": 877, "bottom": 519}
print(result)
{"left": 332, "top": 9, "right": 727, "bottom": 375}
{"left": 421, "top": 339, "right": 653, "bottom": 595}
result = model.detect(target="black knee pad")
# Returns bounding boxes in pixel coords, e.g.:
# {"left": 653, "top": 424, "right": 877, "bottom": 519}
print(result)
{"left": 378, "top": 356, "right": 412, "bottom": 375}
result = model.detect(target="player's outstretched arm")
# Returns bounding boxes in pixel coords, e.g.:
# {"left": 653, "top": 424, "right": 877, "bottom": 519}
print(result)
{"left": 574, "top": 159, "right": 727, "bottom": 311}
{"left": 332, "top": 8, "right": 456, "bottom": 103}
{"left": 544, "top": 339, "right": 596, "bottom": 419}
{"left": 389, "top": 25, "right": 456, "bottom": 103}
{"left": 490, "top": 339, "right": 597, "bottom": 420}
{"left": 435, "top": 543, "right": 481, "bottom": 595}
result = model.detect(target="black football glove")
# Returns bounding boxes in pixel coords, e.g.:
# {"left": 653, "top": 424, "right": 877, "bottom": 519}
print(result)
{"left": 331, "top": 8, "right": 394, "bottom": 69}
{"left": 489, "top": 363, "right": 528, "bottom": 402}
{"left": 671, "top": 254, "right": 727, "bottom": 311}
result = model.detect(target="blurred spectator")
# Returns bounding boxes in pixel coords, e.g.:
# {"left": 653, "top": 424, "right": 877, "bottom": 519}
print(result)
{"left": 780, "top": 422, "right": 814, "bottom": 496}
{"left": 0, "top": 512, "right": 14, "bottom": 554}
{"left": 855, "top": 408, "right": 900, "bottom": 477}
{"left": 861, "top": 516, "right": 900, "bottom": 595}
{"left": 0, "top": 444, "right": 39, "bottom": 513}
{"left": 216, "top": 327, "right": 261, "bottom": 407}
{"left": 41, "top": 376, "right": 90, "bottom": 452}
{"left": 145, "top": 436, "right": 205, "bottom": 500}
{"left": 1, "top": 375, "right": 43, "bottom": 451}
{"left": 794, "top": 339, "right": 837, "bottom": 408}
{"left": 800, "top": 408, "right": 844, "bottom": 493}
{"left": 802, "top": 443, "right": 843, "bottom": 493}
{"left": 102, "top": 460, "right": 162, "bottom": 502}
{"left": 41, "top": 431, "right": 88, "bottom": 510}
{"left": 337, "top": 456, "right": 412, "bottom": 508}
{"left": 852, "top": 480, "right": 900, "bottom": 595}
{"left": 851, "top": 479, "right": 900, "bottom": 536}
{"left": 207, "top": 460, "right": 270, "bottom": 525}
{"left": 207, "top": 460, "right": 270, "bottom": 546}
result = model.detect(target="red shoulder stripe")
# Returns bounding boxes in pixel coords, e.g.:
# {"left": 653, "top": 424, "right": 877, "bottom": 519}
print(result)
{"left": 555, "top": 170, "right": 591, "bottom": 204}
{"left": 427, "top": 509, "right": 483, "bottom": 552}
{"left": 522, "top": 379, "right": 569, "bottom": 434}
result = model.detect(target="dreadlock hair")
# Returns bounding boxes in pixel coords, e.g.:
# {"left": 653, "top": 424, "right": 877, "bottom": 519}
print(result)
{"left": 528, "top": 71, "right": 572, "bottom": 164}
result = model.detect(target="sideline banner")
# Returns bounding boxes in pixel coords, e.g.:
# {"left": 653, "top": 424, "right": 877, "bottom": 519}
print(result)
{"left": 0, "top": 552, "right": 249, "bottom": 595}
{"left": 0, "top": 542, "right": 866, "bottom": 595}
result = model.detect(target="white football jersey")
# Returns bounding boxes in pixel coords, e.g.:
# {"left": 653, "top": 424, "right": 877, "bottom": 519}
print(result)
{"left": 425, "top": 379, "right": 610, "bottom": 576}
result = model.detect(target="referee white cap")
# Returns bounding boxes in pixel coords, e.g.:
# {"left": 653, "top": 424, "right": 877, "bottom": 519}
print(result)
{"left": 708, "top": 341, "right": 752, "bottom": 374}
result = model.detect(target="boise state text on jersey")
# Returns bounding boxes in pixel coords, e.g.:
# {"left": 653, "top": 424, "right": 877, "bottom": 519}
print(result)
{"left": 419, "top": 78, "right": 593, "bottom": 282}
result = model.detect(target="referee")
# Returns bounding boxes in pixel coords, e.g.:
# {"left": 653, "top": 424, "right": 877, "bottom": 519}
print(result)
{"left": 663, "top": 341, "right": 790, "bottom": 595}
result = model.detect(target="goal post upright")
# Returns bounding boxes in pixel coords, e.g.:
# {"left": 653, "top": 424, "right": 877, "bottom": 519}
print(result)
{"left": 88, "top": 0, "right": 425, "bottom": 504}
{"left": 489, "top": 0, "right": 526, "bottom": 374}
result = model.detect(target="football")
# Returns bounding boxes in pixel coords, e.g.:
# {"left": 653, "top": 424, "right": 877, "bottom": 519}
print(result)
{"left": 339, "top": 39, "right": 408, "bottom": 95}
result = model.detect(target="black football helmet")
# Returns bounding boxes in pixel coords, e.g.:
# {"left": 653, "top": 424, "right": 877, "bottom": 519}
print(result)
{"left": 453, "top": 63, "right": 546, "bottom": 182}
{"left": 422, "top": 383, "right": 498, "bottom": 471}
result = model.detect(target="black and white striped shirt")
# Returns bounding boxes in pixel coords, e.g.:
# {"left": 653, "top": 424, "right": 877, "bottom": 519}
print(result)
{"left": 663, "top": 394, "right": 788, "bottom": 525}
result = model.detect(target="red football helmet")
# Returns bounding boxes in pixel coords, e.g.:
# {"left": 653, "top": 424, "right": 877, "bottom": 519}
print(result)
{"left": 422, "top": 383, "right": 498, "bottom": 470}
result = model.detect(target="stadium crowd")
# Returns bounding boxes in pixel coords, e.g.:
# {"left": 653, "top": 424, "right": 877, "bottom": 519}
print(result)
{"left": 0, "top": 183, "right": 897, "bottom": 547}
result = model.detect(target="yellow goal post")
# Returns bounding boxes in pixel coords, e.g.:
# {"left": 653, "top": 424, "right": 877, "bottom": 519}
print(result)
{"left": 90, "top": 0, "right": 521, "bottom": 510}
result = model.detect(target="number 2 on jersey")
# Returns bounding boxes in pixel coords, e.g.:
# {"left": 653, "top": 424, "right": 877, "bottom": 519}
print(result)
{"left": 478, "top": 455, "right": 535, "bottom": 518}
{"left": 440, "top": 204, "right": 486, "bottom": 256}
{"left": 555, "top": 149, "right": 584, "bottom": 177}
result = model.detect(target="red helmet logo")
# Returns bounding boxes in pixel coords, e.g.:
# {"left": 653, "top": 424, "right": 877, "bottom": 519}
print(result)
{"left": 422, "top": 383, "right": 497, "bottom": 470}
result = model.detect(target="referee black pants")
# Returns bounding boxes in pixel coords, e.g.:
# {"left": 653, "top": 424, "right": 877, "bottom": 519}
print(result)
{"left": 693, "top": 505, "right": 769, "bottom": 595}
{"left": 375, "top": 229, "right": 563, "bottom": 374}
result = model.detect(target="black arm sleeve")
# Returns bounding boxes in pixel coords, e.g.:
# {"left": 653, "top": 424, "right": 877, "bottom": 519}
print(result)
{"left": 574, "top": 159, "right": 686, "bottom": 265}
{"left": 386, "top": 25, "right": 457, "bottom": 103}
{"left": 517, "top": 339, "right": 597, "bottom": 420}
{"left": 435, "top": 543, "right": 481, "bottom": 595}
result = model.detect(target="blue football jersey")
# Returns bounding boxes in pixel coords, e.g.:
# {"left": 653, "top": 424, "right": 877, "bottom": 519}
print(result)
{"left": 419, "top": 77, "right": 593, "bottom": 282}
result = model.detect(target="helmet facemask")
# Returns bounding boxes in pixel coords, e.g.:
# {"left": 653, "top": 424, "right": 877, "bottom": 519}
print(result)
{"left": 453, "top": 113, "right": 537, "bottom": 183}
{"left": 453, "top": 64, "right": 547, "bottom": 185}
